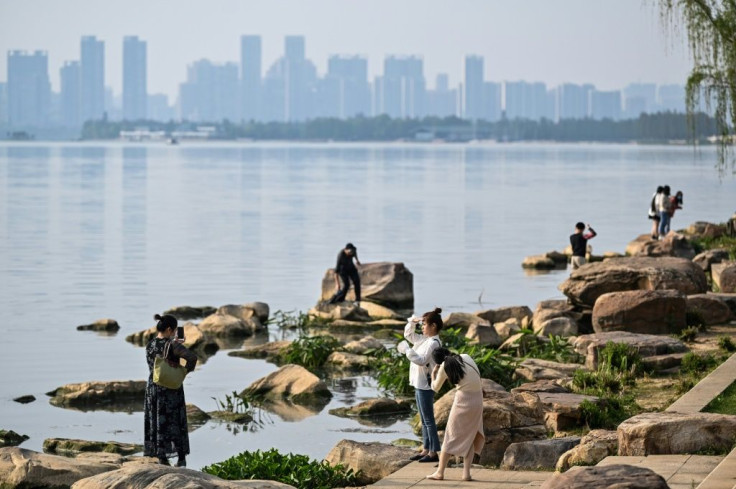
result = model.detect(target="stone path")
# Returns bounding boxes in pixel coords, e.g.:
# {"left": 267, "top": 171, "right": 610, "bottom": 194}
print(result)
{"left": 667, "top": 351, "right": 736, "bottom": 413}
{"left": 370, "top": 461, "right": 552, "bottom": 488}
{"left": 597, "top": 455, "right": 723, "bottom": 489}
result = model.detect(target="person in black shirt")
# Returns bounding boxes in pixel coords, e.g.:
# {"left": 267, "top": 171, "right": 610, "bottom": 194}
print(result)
{"left": 328, "top": 243, "right": 362, "bottom": 304}
{"left": 570, "top": 222, "right": 597, "bottom": 271}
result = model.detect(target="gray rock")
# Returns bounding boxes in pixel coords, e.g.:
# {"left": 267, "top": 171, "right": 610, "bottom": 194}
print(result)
{"left": 540, "top": 464, "right": 669, "bottom": 489}
{"left": 538, "top": 392, "right": 599, "bottom": 433}
{"left": 511, "top": 379, "right": 570, "bottom": 395}
{"left": 343, "top": 336, "right": 384, "bottom": 354}
{"left": 465, "top": 323, "right": 502, "bottom": 346}
{"left": 162, "top": 305, "right": 216, "bottom": 320}
{"left": 242, "top": 364, "right": 332, "bottom": 403}
{"left": 329, "top": 398, "right": 412, "bottom": 418}
{"left": 319, "top": 262, "right": 414, "bottom": 310}
{"left": 501, "top": 436, "right": 581, "bottom": 470}
{"left": 308, "top": 302, "right": 372, "bottom": 322}
{"left": 712, "top": 262, "right": 736, "bottom": 293}
{"left": 693, "top": 248, "right": 731, "bottom": 272}
{"left": 556, "top": 429, "right": 618, "bottom": 472}
{"left": 76, "top": 319, "right": 120, "bottom": 332}
{"left": 444, "top": 312, "right": 489, "bottom": 329}
{"left": 42, "top": 438, "right": 142, "bottom": 456}
{"left": 0, "top": 447, "right": 119, "bottom": 488}
{"left": 515, "top": 358, "right": 582, "bottom": 382}
{"left": 476, "top": 305, "right": 533, "bottom": 324}
{"left": 592, "top": 289, "right": 687, "bottom": 335}
{"left": 533, "top": 300, "right": 582, "bottom": 330}
{"left": 686, "top": 294, "right": 733, "bottom": 325}
{"left": 47, "top": 381, "right": 146, "bottom": 410}
{"left": 324, "top": 440, "right": 415, "bottom": 485}
{"left": 572, "top": 332, "right": 688, "bottom": 370}
{"left": 534, "top": 316, "right": 578, "bottom": 337}
{"left": 625, "top": 232, "right": 696, "bottom": 259}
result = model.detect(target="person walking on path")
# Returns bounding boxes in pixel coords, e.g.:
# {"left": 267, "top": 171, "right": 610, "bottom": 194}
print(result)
{"left": 656, "top": 185, "right": 673, "bottom": 237}
{"left": 143, "top": 314, "right": 197, "bottom": 467}
{"left": 327, "top": 243, "right": 361, "bottom": 305}
{"left": 648, "top": 186, "right": 664, "bottom": 240}
{"left": 570, "top": 222, "right": 597, "bottom": 271}
{"left": 398, "top": 308, "right": 444, "bottom": 463}
{"left": 425, "top": 348, "right": 485, "bottom": 482}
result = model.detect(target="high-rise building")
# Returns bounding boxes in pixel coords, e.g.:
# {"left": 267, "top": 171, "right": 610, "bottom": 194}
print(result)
{"left": 657, "top": 84, "right": 685, "bottom": 113}
{"left": 558, "top": 83, "right": 593, "bottom": 120}
{"left": 7, "top": 50, "right": 50, "bottom": 127}
{"left": 504, "top": 81, "right": 547, "bottom": 120}
{"left": 623, "top": 83, "right": 656, "bottom": 118}
{"left": 179, "top": 59, "right": 239, "bottom": 122}
{"left": 376, "top": 55, "right": 425, "bottom": 118}
{"left": 323, "top": 55, "right": 370, "bottom": 118}
{"left": 80, "top": 36, "right": 105, "bottom": 122}
{"left": 483, "top": 82, "right": 502, "bottom": 122}
{"left": 60, "top": 61, "right": 81, "bottom": 127}
{"left": 425, "top": 73, "right": 457, "bottom": 117}
{"left": 590, "top": 90, "right": 622, "bottom": 120}
{"left": 147, "top": 93, "right": 173, "bottom": 121}
{"left": 240, "top": 35, "right": 262, "bottom": 121}
{"left": 283, "top": 35, "right": 314, "bottom": 121}
{"left": 464, "top": 56, "right": 484, "bottom": 120}
{"left": 0, "top": 82, "right": 7, "bottom": 124}
{"left": 123, "top": 36, "right": 147, "bottom": 121}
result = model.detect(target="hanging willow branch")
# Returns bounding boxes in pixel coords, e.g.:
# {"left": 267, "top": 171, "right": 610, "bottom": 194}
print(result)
{"left": 659, "top": 0, "right": 736, "bottom": 173}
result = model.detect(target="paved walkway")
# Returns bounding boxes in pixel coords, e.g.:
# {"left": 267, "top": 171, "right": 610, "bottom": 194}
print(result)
{"left": 667, "top": 351, "right": 736, "bottom": 413}
{"left": 598, "top": 455, "right": 723, "bottom": 489}
{"left": 370, "top": 462, "right": 551, "bottom": 489}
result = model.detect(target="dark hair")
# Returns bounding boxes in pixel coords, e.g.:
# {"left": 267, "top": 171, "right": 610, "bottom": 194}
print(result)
{"left": 422, "top": 307, "right": 443, "bottom": 332}
{"left": 345, "top": 242, "right": 356, "bottom": 251}
{"left": 575, "top": 222, "right": 585, "bottom": 230}
{"left": 656, "top": 186, "right": 664, "bottom": 193}
{"left": 433, "top": 347, "right": 466, "bottom": 384}
{"left": 154, "top": 313, "right": 177, "bottom": 332}
{"left": 663, "top": 185, "right": 671, "bottom": 195}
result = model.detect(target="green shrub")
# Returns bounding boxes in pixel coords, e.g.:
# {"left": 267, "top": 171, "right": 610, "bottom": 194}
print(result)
{"left": 572, "top": 367, "right": 623, "bottom": 394}
{"left": 680, "top": 352, "right": 721, "bottom": 376}
{"left": 598, "top": 342, "right": 642, "bottom": 376}
{"left": 269, "top": 310, "right": 329, "bottom": 330}
{"left": 202, "top": 448, "right": 360, "bottom": 489}
{"left": 719, "top": 335, "right": 736, "bottom": 352}
{"left": 212, "top": 391, "right": 252, "bottom": 413}
{"left": 689, "top": 235, "right": 736, "bottom": 259}
{"left": 277, "top": 335, "right": 342, "bottom": 369}
{"left": 523, "top": 334, "right": 584, "bottom": 364}
{"left": 579, "top": 395, "right": 640, "bottom": 429}
{"left": 373, "top": 347, "right": 413, "bottom": 397}
{"left": 678, "top": 326, "right": 700, "bottom": 342}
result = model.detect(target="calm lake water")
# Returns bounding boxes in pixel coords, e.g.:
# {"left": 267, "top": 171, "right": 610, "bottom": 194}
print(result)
{"left": 0, "top": 141, "right": 733, "bottom": 469}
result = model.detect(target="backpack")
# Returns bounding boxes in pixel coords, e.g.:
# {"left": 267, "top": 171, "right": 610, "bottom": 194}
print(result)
{"left": 648, "top": 194, "right": 657, "bottom": 218}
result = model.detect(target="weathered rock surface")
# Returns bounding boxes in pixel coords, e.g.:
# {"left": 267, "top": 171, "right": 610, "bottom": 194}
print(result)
{"left": 707, "top": 292, "right": 736, "bottom": 317}
{"left": 618, "top": 411, "right": 736, "bottom": 455}
{"left": 556, "top": 429, "right": 618, "bottom": 472}
{"left": 511, "top": 379, "right": 570, "bottom": 395}
{"left": 186, "top": 404, "right": 211, "bottom": 425}
{"left": 522, "top": 254, "right": 557, "bottom": 269}
{"left": 533, "top": 300, "right": 582, "bottom": 330}
{"left": 500, "top": 332, "right": 550, "bottom": 353}
{"left": 244, "top": 302, "right": 270, "bottom": 323}
{"left": 162, "top": 305, "right": 216, "bottom": 320}
{"left": 687, "top": 221, "right": 727, "bottom": 239}
{"left": 43, "top": 438, "right": 142, "bottom": 456}
{"left": 592, "top": 289, "right": 687, "bottom": 335}
{"left": 228, "top": 341, "right": 291, "bottom": 361}
{"left": 327, "top": 318, "right": 405, "bottom": 329}
{"left": 540, "top": 464, "right": 669, "bottom": 489}
{"left": 534, "top": 316, "right": 578, "bottom": 337}
{"left": 198, "top": 312, "right": 257, "bottom": 337}
{"left": 572, "top": 332, "right": 688, "bottom": 370}
{"left": 625, "top": 232, "right": 696, "bottom": 259}
{"left": 538, "top": 392, "right": 599, "bottom": 432}
{"left": 325, "top": 351, "right": 371, "bottom": 370}
{"left": 70, "top": 463, "right": 294, "bottom": 489}
{"left": 358, "top": 301, "right": 405, "bottom": 320}
{"left": 444, "top": 312, "right": 489, "bottom": 329}
{"left": 515, "top": 358, "right": 582, "bottom": 382}
{"left": 47, "top": 381, "right": 146, "bottom": 410}
{"left": 693, "top": 248, "right": 731, "bottom": 272}
{"left": 343, "top": 336, "right": 384, "bottom": 354}
{"left": 242, "top": 364, "right": 331, "bottom": 402}
{"left": 641, "top": 352, "right": 688, "bottom": 371}
{"left": 712, "top": 262, "right": 736, "bottom": 293}
{"left": 329, "top": 398, "right": 412, "bottom": 418}
{"left": 559, "top": 256, "right": 708, "bottom": 308}
{"left": 76, "top": 319, "right": 120, "bottom": 332}
{"left": 687, "top": 294, "right": 733, "bottom": 325}
{"left": 0, "top": 447, "right": 119, "bottom": 488}
{"left": 216, "top": 304, "right": 266, "bottom": 331}
{"left": 0, "top": 430, "right": 29, "bottom": 448}
{"left": 309, "top": 302, "right": 372, "bottom": 322}
{"left": 476, "top": 305, "right": 533, "bottom": 324}
{"left": 501, "top": 436, "right": 581, "bottom": 470}
{"left": 320, "top": 262, "right": 414, "bottom": 309}
{"left": 465, "top": 323, "right": 502, "bottom": 346}
{"left": 324, "top": 440, "right": 415, "bottom": 485}
{"left": 493, "top": 318, "right": 521, "bottom": 341}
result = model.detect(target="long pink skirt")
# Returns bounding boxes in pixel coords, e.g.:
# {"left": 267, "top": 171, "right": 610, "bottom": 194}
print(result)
{"left": 441, "top": 389, "right": 485, "bottom": 456}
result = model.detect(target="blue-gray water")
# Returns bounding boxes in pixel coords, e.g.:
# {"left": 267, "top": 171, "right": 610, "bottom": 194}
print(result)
{"left": 0, "top": 142, "right": 733, "bottom": 469}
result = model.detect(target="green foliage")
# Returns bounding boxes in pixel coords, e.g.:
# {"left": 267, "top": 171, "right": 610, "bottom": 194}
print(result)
{"left": 202, "top": 448, "right": 361, "bottom": 489}
{"left": 680, "top": 352, "right": 721, "bottom": 376}
{"left": 598, "top": 342, "right": 643, "bottom": 377}
{"left": 269, "top": 310, "right": 329, "bottom": 330}
{"left": 521, "top": 333, "right": 584, "bottom": 364}
{"left": 718, "top": 335, "right": 736, "bottom": 352}
{"left": 277, "top": 335, "right": 342, "bottom": 369}
{"left": 678, "top": 326, "right": 700, "bottom": 342}
{"left": 212, "top": 391, "right": 251, "bottom": 413}
{"left": 704, "top": 381, "right": 736, "bottom": 415}
{"left": 573, "top": 367, "right": 623, "bottom": 394}
{"left": 579, "top": 396, "right": 639, "bottom": 430}
{"left": 373, "top": 347, "right": 413, "bottom": 397}
{"left": 689, "top": 235, "right": 736, "bottom": 260}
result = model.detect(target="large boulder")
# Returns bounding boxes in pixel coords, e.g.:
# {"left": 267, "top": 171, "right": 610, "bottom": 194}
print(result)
{"left": 343, "top": 336, "right": 384, "bottom": 354}
{"left": 591, "top": 290, "right": 687, "bottom": 335}
{"left": 319, "top": 262, "right": 414, "bottom": 310}
{"left": 687, "top": 221, "right": 727, "bottom": 239}
{"left": 309, "top": 302, "right": 372, "bottom": 322}
{"left": 687, "top": 294, "right": 734, "bottom": 325}
{"left": 358, "top": 301, "right": 405, "bottom": 320}
{"left": 47, "top": 381, "right": 146, "bottom": 410}
{"left": 76, "top": 319, "right": 120, "bottom": 332}
{"left": 476, "top": 305, "right": 533, "bottom": 324}
{"left": 501, "top": 436, "right": 581, "bottom": 470}
{"left": 706, "top": 292, "right": 736, "bottom": 317}
{"left": 538, "top": 393, "right": 599, "bottom": 433}
{"left": 0, "top": 430, "right": 29, "bottom": 448}
{"left": 162, "top": 305, "right": 216, "bottom": 320}
{"left": 216, "top": 305, "right": 266, "bottom": 331}
{"left": 329, "top": 398, "right": 412, "bottom": 418}
{"left": 465, "top": 323, "right": 502, "bottom": 346}
{"left": 242, "top": 364, "right": 332, "bottom": 403}
{"left": 533, "top": 300, "right": 582, "bottom": 329}
{"left": 198, "top": 312, "right": 257, "bottom": 337}
{"left": 511, "top": 380, "right": 570, "bottom": 395}
{"left": 324, "top": 440, "right": 415, "bottom": 485}
{"left": 618, "top": 412, "right": 736, "bottom": 455}
{"left": 70, "top": 463, "right": 294, "bottom": 489}
{"left": 0, "top": 447, "right": 119, "bottom": 488}
{"left": 228, "top": 341, "right": 291, "bottom": 362}
{"left": 625, "top": 232, "right": 696, "bottom": 259}
{"left": 324, "top": 351, "right": 371, "bottom": 370}
{"left": 515, "top": 358, "right": 582, "bottom": 383}
{"left": 556, "top": 429, "right": 618, "bottom": 472}
{"left": 42, "top": 438, "right": 142, "bottom": 456}
{"left": 494, "top": 318, "right": 522, "bottom": 341}
{"left": 559, "top": 256, "right": 708, "bottom": 308}
{"left": 444, "top": 312, "right": 489, "bottom": 329}
{"left": 540, "top": 464, "right": 669, "bottom": 489}
{"left": 572, "top": 332, "right": 688, "bottom": 370}
{"left": 534, "top": 317, "right": 578, "bottom": 337}
{"left": 693, "top": 249, "right": 731, "bottom": 272}
{"left": 712, "top": 262, "right": 736, "bottom": 293}
{"left": 522, "top": 254, "right": 557, "bottom": 269}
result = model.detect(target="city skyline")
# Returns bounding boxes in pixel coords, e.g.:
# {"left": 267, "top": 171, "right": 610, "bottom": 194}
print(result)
{"left": 0, "top": 0, "right": 691, "bottom": 98}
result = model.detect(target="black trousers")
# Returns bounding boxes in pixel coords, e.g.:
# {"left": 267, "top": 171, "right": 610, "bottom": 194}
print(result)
{"left": 329, "top": 269, "right": 361, "bottom": 303}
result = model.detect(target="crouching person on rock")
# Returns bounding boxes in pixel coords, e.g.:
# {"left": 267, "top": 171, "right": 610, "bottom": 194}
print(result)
{"left": 144, "top": 313, "right": 197, "bottom": 467}
{"left": 426, "top": 348, "right": 485, "bottom": 481}
{"left": 397, "top": 308, "right": 443, "bottom": 463}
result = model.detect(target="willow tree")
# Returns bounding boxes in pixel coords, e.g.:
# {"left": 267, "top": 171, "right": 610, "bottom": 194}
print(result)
{"left": 659, "top": 0, "right": 736, "bottom": 172}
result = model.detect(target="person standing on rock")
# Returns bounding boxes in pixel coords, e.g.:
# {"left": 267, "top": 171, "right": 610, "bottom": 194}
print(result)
{"left": 327, "top": 243, "right": 361, "bottom": 305}
{"left": 648, "top": 186, "right": 664, "bottom": 240}
{"left": 397, "top": 308, "right": 443, "bottom": 463}
{"left": 144, "top": 314, "right": 197, "bottom": 467}
{"left": 656, "top": 185, "right": 673, "bottom": 237}
{"left": 570, "top": 222, "right": 597, "bottom": 271}
{"left": 426, "top": 347, "right": 484, "bottom": 482}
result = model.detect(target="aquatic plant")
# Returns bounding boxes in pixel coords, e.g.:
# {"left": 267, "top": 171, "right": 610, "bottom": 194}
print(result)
{"left": 277, "top": 334, "right": 342, "bottom": 369}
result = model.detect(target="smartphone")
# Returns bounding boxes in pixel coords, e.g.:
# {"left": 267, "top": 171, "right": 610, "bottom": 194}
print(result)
{"left": 176, "top": 326, "right": 185, "bottom": 340}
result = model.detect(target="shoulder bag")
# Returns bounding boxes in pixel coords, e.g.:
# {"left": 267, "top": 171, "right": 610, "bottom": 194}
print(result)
{"left": 153, "top": 340, "right": 187, "bottom": 389}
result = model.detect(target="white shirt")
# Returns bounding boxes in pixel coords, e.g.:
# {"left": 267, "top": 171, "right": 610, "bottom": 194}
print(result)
{"left": 655, "top": 193, "right": 668, "bottom": 213}
{"left": 403, "top": 320, "right": 441, "bottom": 390}
{"left": 431, "top": 354, "right": 482, "bottom": 393}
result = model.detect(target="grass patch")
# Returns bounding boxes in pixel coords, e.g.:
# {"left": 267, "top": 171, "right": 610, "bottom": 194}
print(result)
{"left": 719, "top": 335, "right": 736, "bottom": 353}
{"left": 276, "top": 335, "right": 342, "bottom": 369}
{"left": 704, "top": 381, "right": 736, "bottom": 415}
{"left": 674, "top": 352, "right": 729, "bottom": 395}
{"left": 678, "top": 326, "right": 700, "bottom": 343}
{"left": 689, "top": 234, "right": 736, "bottom": 259}
{"left": 517, "top": 331, "right": 584, "bottom": 364}
{"left": 579, "top": 395, "right": 639, "bottom": 430}
{"left": 202, "top": 448, "right": 361, "bottom": 489}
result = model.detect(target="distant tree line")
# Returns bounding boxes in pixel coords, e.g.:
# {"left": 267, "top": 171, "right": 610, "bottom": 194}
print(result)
{"left": 82, "top": 111, "right": 720, "bottom": 143}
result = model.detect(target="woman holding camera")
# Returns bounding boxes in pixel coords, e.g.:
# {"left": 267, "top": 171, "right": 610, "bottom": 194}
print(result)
{"left": 143, "top": 314, "right": 197, "bottom": 467}
{"left": 398, "top": 307, "right": 443, "bottom": 463}
{"left": 426, "top": 347, "right": 484, "bottom": 481}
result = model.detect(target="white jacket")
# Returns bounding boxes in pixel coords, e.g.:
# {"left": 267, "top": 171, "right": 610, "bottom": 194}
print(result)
{"left": 402, "top": 320, "right": 441, "bottom": 390}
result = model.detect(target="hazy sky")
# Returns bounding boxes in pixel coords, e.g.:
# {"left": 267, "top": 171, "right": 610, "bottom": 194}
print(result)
{"left": 0, "top": 0, "right": 692, "bottom": 98}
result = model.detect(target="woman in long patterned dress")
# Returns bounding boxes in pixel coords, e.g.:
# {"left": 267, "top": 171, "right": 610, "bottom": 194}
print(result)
{"left": 143, "top": 314, "right": 197, "bottom": 467}
{"left": 426, "top": 347, "right": 485, "bottom": 481}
